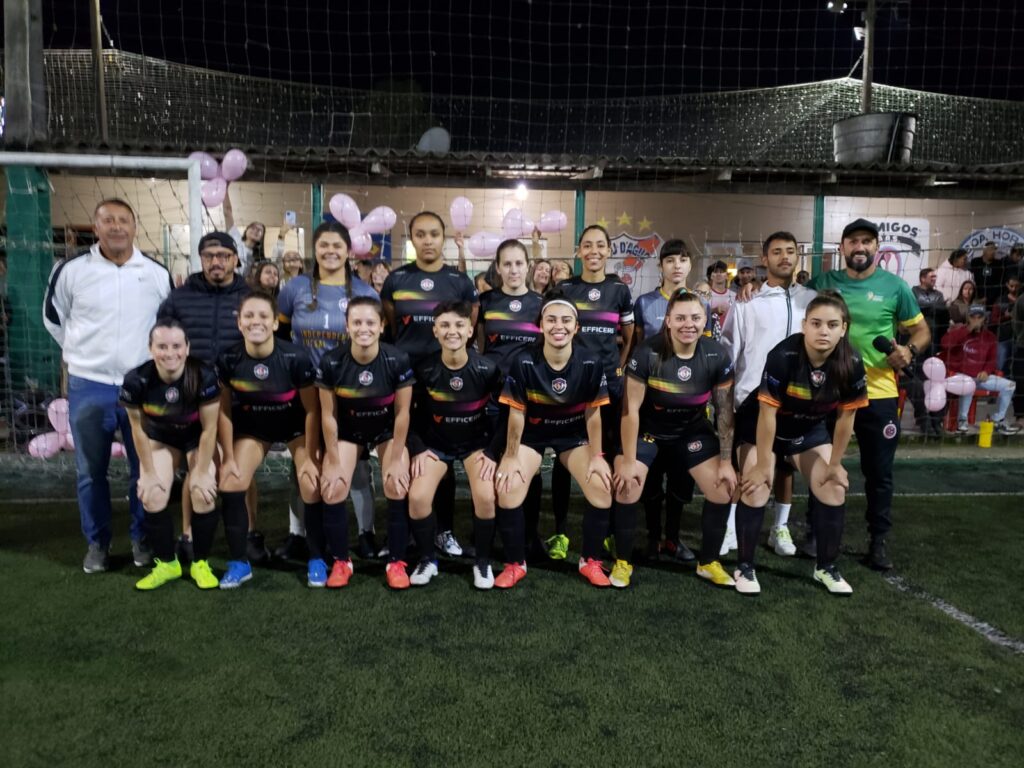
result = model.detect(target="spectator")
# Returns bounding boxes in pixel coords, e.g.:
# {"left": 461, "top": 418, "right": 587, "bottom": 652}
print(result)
{"left": 43, "top": 199, "right": 172, "bottom": 574}
{"left": 370, "top": 259, "right": 391, "bottom": 294}
{"left": 223, "top": 189, "right": 265, "bottom": 276}
{"left": 730, "top": 258, "right": 755, "bottom": 292}
{"left": 706, "top": 260, "right": 733, "bottom": 323}
{"left": 940, "top": 305, "right": 1020, "bottom": 434}
{"left": 970, "top": 241, "right": 1006, "bottom": 306}
{"left": 935, "top": 248, "right": 972, "bottom": 304}
{"left": 693, "top": 280, "right": 723, "bottom": 340}
{"left": 281, "top": 250, "right": 305, "bottom": 284}
{"left": 1012, "top": 290, "right": 1024, "bottom": 417}
{"left": 990, "top": 275, "right": 1020, "bottom": 372}
{"left": 795, "top": 270, "right": 810, "bottom": 286}
{"left": 948, "top": 280, "right": 977, "bottom": 325}
{"left": 550, "top": 259, "right": 574, "bottom": 285}
{"left": 350, "top": 255, "right": 375, "bottom": 285}
{"left": 1007, "top": 244, "right": 1024, "bottom": 282}
{"left": 251, "top": 260, "right": 281, "bottom": 298}
{"left": 527, "top": 258, "right": 553, "bottom": 295}
{"left": 475, "top": 272, "right": 493, "bottom": 294}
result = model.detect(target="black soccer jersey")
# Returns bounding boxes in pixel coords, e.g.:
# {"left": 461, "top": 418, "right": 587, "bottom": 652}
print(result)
{"left": 317, "top": 341, "right": 415, "bottom": 444}
{"left": 557, "top": 275, "right": 634, "bottom": 379}
{"left": 478, "top": 288, "right": 544, "bottom": 375}
{"left": 380, "top": 263, "right": 478, "bottom": 366}
{"left": 216, "top": 340, "right": 317, "bottom": 443}
{"left": 499, "top": 347, "right": 610, "bottom": 448}
{"left": 120, "top": 359, "right": 220, "bottom": 450}
{"left": 626, "top": 336, "right": 734, "bottom": 440}
{"left": 758, "top": 333, "right": 869, "bottom": 439}
{"left": 412, "top": 349, "right": 503, "bottom": 456}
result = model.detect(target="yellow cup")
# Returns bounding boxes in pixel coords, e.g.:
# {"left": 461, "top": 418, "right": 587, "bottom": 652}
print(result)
{"left": 978, "top": 420, "right": 994, "bottom": 448}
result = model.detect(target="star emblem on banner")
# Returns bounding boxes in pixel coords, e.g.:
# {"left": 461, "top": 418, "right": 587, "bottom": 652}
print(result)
{"left": 596, "top": 216, "right": 610, "bottom": 229}
{"left": 638, "top": 216, "right": 653, "bottom": 232}
{"left": 617, "top": 211, "right": 633, "bottom": 227}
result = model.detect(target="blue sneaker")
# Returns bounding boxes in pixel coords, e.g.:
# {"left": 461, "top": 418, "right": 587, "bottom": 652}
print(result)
{"left": 307, "top": 558, "right": 328, "bottom": 588}
{"left": 218, "top": 560, "right": 253, "bottom": 590}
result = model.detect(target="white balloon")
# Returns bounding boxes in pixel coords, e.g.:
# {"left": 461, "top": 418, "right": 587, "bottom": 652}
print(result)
{"left": 417, "top": 127, "right": 451, "bottom": 153}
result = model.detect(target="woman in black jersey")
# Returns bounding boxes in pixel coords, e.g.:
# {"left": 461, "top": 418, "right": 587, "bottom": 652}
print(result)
{"left": 495, "top": 291, "right": 614, "bottom": 589}
{"left": 614, "top": 291, "right": 738, "bottom": 589}
{"left": 121, "top": 319, "right": 221, "bottom": 591}
{"left": 216, "top": 292, "right": 321, "bottom": 589}
{"left": 318, "top": 296, "right": 416, "bottom": 590}
{"left": 736, "top": 292, "right": 867, "bottom": 596}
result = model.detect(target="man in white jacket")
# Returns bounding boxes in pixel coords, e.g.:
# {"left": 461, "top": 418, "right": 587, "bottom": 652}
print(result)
{"left": 934, "top": 248, "right": 971, "bottom": 304}
{"left": 721, "top": 231, "right": 815, "bottom": 556}
{"left": 43, "top": 199, "right": 172, "bottom": 573}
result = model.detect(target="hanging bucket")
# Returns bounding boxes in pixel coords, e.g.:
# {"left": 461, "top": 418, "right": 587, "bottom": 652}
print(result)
{"left": 833, "top": 112, "right": 916, "bottom": 164}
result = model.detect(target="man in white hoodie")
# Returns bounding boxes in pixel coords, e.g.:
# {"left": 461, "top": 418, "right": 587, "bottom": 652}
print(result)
{"left": 44, "top": 199, "right": 172, "bottom": 574}
{"left": 721, "top": 231, "right": 815, "bottom": 556}
{"left": 934, "top": 248, "right": 972, "bottom": 304}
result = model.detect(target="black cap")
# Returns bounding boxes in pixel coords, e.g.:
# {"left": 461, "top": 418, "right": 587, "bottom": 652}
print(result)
{"left": 841, "top": 218, "right": 879, "bottom": 241}
{"left": 659, "top": 238, "right": 689, "bottom": 261}
{"left": 709, "top": 259, "right": 728, "bottom": 272}
{"left": 968, "top": 304, "right": 986, "bottom": 316}
{"left": 198, "top": 231, "right": 238, "bottom": 254}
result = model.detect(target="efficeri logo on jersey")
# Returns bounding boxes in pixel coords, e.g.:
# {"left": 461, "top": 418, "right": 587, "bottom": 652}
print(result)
{"left": 608, "top": 232, "right": 664, "bottom": 299}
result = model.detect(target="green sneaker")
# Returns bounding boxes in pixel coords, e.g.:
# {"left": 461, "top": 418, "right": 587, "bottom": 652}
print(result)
{"left": 610, "top": 559, "right": 633, "bottom": 588}
{"left": 814, "top": 564, "right": 853, "bottom": 596}
{"left": 135, "top": 558, "right": 182, "bottom": 591}
{"left": 602, "top": 536, "right": 618, "bottom": 560}
{"left": 545, "top": 533, "right": 569, "bottom": 560}
{"left": 190, "top": 559, "right": 219, "bottom": 590}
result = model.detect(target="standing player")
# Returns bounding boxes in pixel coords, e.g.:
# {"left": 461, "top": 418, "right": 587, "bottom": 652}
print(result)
{"left": 736, "top": 293, "right": 868, "bottom": 595}
{"left": 614, "top": 291, "right": 737, "bottom": 589}
{"left": 121, "top": 320, "right": 221, "bottom": 590}
{"left": 495, "top": 293, "right": 614, "bottom": 588}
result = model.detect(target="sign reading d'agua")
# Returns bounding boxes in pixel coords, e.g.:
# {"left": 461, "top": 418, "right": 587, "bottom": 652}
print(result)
{"left": 607, "top": 232, "right": 665, "bottom": 299}
{"left": 873, "top": 218, "right": 929, "bottom": 285}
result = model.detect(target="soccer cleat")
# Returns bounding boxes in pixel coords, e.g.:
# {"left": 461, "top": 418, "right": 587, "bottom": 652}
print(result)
{"left": 814, "top": 564, "right": 853, "bottom": 595}
{"left": 274, "top": 533, "right": 308, "bottom": 561}
{"left": 668, "top": 539, "right": 697, "bottom": 563}
{"left": 578, "top": 557, "right": 611, "bottom": 588}
{"left": 131, "top": 539, "right": 153, "bottom": 568}
{"left": 609, "top": 559, "right": 633, "bottom": 588}
{"left": 494, "top": 562, "right": 527, "bottom": 589}
{"left": 602, "top": 536, "right": 618, "bottom": 560}
{"left": 473, "top": 562, "right": 495, "bottom": 590}
{"left": 327, "top": 559, "right": 354, "bottom": 588}
{"left": 696, "top": 560, "right": 736, "bottom": 587}
{"left": 768, "top": 524, "right": 797, "bottom": 557}
{"left": 307, "top": 558, "right": 328, "bottom": 588}
{"left": 994, "top": 419, "right": 1021, "bottom": 435}
{"left": 410, "top": 560, "right": 439, "bottom": 586}
{"left": 956, "top": 420, "right": 970, "bottom": 434}
{"left": 386, "top": 560, "right": 411, "bottom": 590}
{"left": 545, "top": 533, "right": 570, "bottom": 561}
{"left": 435, "top": 530, "right": 463, "bottom": 557}
{"left": 867, "top": 536, "right": 893, "bottom": 571}
{"left": 82, "top": 543, "right": 110, "bottom": 574}
{"left": 247, "top": 530, "right": 271, "bottom": 565}
{"left": 733, "top": 562, "right": 761, "bottom": 595}
{"left": 190, "top": 559, "right": 219, "bottom": 589}
{"left": 135, "top": 558, "right": 182, "bottom": 591}
{"left": 219, "top": 560, "right": 253, "bottom": 589}
{"left": 719, "top": 527, "right": 738, "bottom": 556}
{"left": 356, "top": 531, "right": 379, "bottom": 560}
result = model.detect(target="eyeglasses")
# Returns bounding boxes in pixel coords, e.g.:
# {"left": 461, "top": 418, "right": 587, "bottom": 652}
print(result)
{"left": 200, "top": 251, "right": 234, "bottom": 262}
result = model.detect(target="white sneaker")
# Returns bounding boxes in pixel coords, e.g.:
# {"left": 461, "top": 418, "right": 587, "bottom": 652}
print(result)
{"left": 995, "top": 419, "right": 1021, "bottom": 435}
{"left": 410, "top": 560, "right": 438, "bottom": 586}
{"left": 719, "top": 527, "right": 737, "bottom": 556}
{"left": 956, "top": 420, "right": 970, "bottom": 434}
{"left": 435, "top": 530, "right": 464, "bottom": 557}
{"left": 768, "top": 524, "right": 797, "bottom": 557}
{"left": 473, "top": 563, "right": 495, "bottom": 590}
{"left": 733, "top": 563, "right": 761, "bottom": 595}
{"left": 814, "top": 564, "right": 853, "bottom": 595}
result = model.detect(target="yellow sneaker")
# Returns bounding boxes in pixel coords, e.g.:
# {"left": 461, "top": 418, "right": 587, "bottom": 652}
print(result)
{"left": 190, "top": 559, "right": 219, "bottom": 590}
{"left": 610, "top": 559, "right": 633, "bottom": 589}
{"left": 696, "top": 560, "right": 735, "bottom": 587}
{"left": 135, "top": 558, "right": 182, "bottom": 591}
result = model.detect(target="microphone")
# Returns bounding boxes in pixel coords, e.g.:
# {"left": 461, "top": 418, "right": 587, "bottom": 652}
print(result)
{"left": 872, "top": 336, "right": 896, "bottom": 355}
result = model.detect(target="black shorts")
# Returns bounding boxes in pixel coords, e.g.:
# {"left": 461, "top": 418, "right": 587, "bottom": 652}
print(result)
{"left": 408, "top": 432, "right": 488, "bottom": 463}
{"left": 635, "top": 425, "right": 720, "bottom": 471}
{"left": 522, "top": 435, "right": 589, "bottom": 458}
{"left": 338, "top": 428, "right": 394, "bottom": 459}
{"left": 143, "top": 427, "right": 199, "bottom": 454}
{"left": 735, "top": 395, "right": 831, "bottom": 458}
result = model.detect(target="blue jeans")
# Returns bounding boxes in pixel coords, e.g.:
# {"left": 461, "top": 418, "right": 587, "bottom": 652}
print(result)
{"left": 950, "top": 373, "right": 1016, "bottom": 422}
{"left": 68, "top": 375, "right": 143, "bottom": 547}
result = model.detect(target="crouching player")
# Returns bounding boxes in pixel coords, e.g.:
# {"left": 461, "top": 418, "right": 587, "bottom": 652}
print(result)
{"left": 613, "top": 290, "right": 737, "bottom": 589}
{"left": 408, "top": 301, "right": 504, "bottom": 588}
{"left": 121, "top": 319, "right": 221, "bottom": 590}
{"left": 737, "top": 292, "right": 867, "bottom": 596}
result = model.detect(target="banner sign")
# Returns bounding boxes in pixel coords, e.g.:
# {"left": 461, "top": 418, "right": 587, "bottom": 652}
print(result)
{"left": 874, "top": 218, "right": 929, "bottom": 285}
{"left": 607, "top": 232, "right": 665, "bottom": 299}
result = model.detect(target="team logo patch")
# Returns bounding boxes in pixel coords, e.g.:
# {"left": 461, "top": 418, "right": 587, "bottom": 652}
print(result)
{"left": 358, "top": 370, "right": 374, "bottom": 386}
{"left": 338, "top": 298, "right": 349, "bottom": 313}
{"left": 509, "top": 300, "right": 522, "bottom": 312}
{"left": 687, "top": 440, "right": 702, "bottom": 453}
{"left": 677, "top": 366, "right": 692, "bottom": 382}
{"left": 629, "top": 358, "right": 638, "bottom": 370}
{"left": 164, "top": 387, "right": 179, "bottom": 404}
{"left": 450, "top": 376, "right": 464, "bottom": 391}
{"left": 587, "top": 288, "right": 601, "bottom": 302}
{"left": 883, "top": 422, "right": 898, "bottom": 440}
{"left": 253, "top": 364, "right": 269, "bottom": 380}
{"left": 552, "top": 378, "right": 568, "bottom": 394}
{"left": 420, "top": 278, "right": 435, "bottom": 291}
{"left": 793, "top": 436, "right": 804, "bottom": 445}
{"left": 810, "top": 370, "right": 826, "bottom": 386}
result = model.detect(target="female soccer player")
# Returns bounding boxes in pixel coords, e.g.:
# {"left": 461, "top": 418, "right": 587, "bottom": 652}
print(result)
{"left": 318, "top": 296, "right": 415, "bottom": 590}
{"left": 407, "top": 301, "right": 504, "bottom": 588}
{"left": 495, "top": 291, "right": 614, "bottom": 589}
{"left": 121, "top": 320, "right": 221, "bottom": 590}
{"left": 216, "top": 292, "right": 321, "bottom": 588}
{"left": 736, "top": 292, "right": 868, "bottom": 595}
{"left": 613, "top": 291, "right": 737, "bottom": 589}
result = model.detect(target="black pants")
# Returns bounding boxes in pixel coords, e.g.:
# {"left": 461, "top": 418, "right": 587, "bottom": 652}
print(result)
{"left": 853, "top": 397, "right": 900, "bottom": 538}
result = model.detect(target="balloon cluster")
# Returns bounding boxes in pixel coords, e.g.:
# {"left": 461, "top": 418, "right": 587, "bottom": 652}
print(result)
{"left": 921, "top": 357, "right": 975, "bottom": 412}
{"left": 327, "top": 194, "right": 397, "bottom": 256}
{"left": 188, "top": 149, "right": 249, "bottom": 208}
{"left": 27, "top": 398, "right": 126, "bottom": 459}
{"left": 450, "top": 197, "right": 569, "bottom": 258}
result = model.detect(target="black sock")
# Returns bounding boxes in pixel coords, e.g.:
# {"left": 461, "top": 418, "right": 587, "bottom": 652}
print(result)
{"left": 806, "top": 490, "right": 818, "bottom": 535}
{"left": 813, "top": 498, "right": 846, "bottom": 569}
{"left": 641, "top": 473, "right": 664, "bottom": 542}
{"left": 525, "top": 474, "right": 542, "bottom": 538}
{"left": 552, "top": 462, "right": 571, "bottom": 535}
{"left": 220, "top": 491, "right": 249, "bottom": 561}
{"left": 304, "top": 500, "right": 325, "bottom": 560}
{"left": 411, "top": 513, "right": 437, "bottom": 562}
{"left": 145, "top": 508, "right": 175, "bottom": 561}
{"left": 698, "top": 500, "right": 731, "bottom": 564}
{"left": 474, "top": 517, "right": 496, "bottom": 564}
{"left": 665, "top": 496, "right": 683, "bottom": 543}
{"left": 581, "top": 502, "right": 611, "bottom": 560}
{"left": 614, "top": 501, "right": 639, "bottom": 562}
{"left": 324, "top": 501, "right": 350, "bottom": 561}
{"left": 497, "top": 504, "right": 525, "bottom": 564}
{"left": 191, "top": 510, "right": 218, "bottom": 560}
{"left": 736, "top": 501, "right": 766, "bottom": 565}
{"left": 386, "top": 498, "right": 409, "bottom": 563}
{"left": 435, "top": 466, "right": 456, "bottom": 532}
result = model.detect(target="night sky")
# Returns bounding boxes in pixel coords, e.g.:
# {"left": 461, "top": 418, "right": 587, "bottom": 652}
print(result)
{"left": 36, "top": 0, "right": 1024, "bottom": 101}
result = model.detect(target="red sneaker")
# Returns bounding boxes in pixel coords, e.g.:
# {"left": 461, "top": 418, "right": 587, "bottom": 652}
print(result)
{"left": 494, "top": 562, "right": 527, "bottom": 589}
{"left": 327, "top": 559, "right": 353, "bottom": 588}
{"left": 578, "top": 557, "right": 611, "bottom": 587}
{"left": 386, "top": 560, "right": 410, "bottom": 590}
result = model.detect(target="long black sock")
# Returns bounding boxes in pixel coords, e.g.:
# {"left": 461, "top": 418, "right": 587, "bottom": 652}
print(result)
{"left": 524, "top": 474, "right": 542, "bottom": 538}
{"left": 552, "top": 462, "right": 571, "bottom": 535}
{"left": 475, "top": 517, "right": 496, "bottom": 564}
{"left": 582, "top": 502, "right": 611, "bottom": 560}
{"left": 145, "top": 508, "right": 175, "bottom": 561}
{"left": 220, "top": 491, "right": 249, "bottom": 561}
{"left": 806, "top": 489, "right": 818, "bottom": 535}
{"left": 614, "top": 501, "right": 639, "bottom": 562}
{"left": 641, "top": 471, "right": 664, "bottom": 542}
{"left": 813, "top": 498, "right": 846, "bottom": 569}
{"left": 699, "top": 500, "right": 731, "bottom": 564}
{"left": 410, "top": 513, "right": 437, "bottom": 562}
{"left": 497, "top": 504, "right": 525, "bottom": 564}
{"left": 386, "top": 498, "right": 410, "bottom": 563}
{"left": 665, "top": 495, "right": 683, "bottom": 543}
{"left": 736, "top": 501, "right": 766, "bottom": 565}
{"left": 323, "top": 501, "right": 350, "bottom": 561}
{"left": 304, "top": 500, "right": 325, "bottom": 560}
{"left": 436, "top": 466, "right": 456, "bottom": 532}
{"left": 191, "top": 510, "right": 218, "bottom": 560}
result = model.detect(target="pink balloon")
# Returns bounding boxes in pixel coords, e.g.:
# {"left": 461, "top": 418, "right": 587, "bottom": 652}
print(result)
{"left": 47, "top": 398, "right": 70, "bottom": 435}
{"left": 60, "top": 431, "right": 75, "bottom": 452}
{"left": 468, "top": 231, "right": 502, "bottom": 258}
{"left": 328, "top": 194, "right": 362, "bottom": 230}
{"left": 220, "top": 148, "right": 248, "bottom": 182}
{"left": 111, "top": 442, "right": 127, "bottom": 459}
{"left": 187, "top": 151, "right": 220, "bottom": 181}
{"left": 450, "top": 197, "right": 474, "bottom": 231}
{"left": 201, "top": 177, "right": 227, "bottom": 208}
{"left": 921, "top": 356, "right": 946, "bottom": 381}
{"left": 537, "top": 210, "right": 568, "bottom": 233}
{"left": 923, "top": 381, "right": 947, "bottom": 412}
{"left": 350, "top": 226, "right": 373, "bottom": 256}
{"left": 361, "top": 206, "right": 397, "bottom": 235}
{"left": 945, "top": 373, "right": 977, "bottom": 398}
{"left": 28, "top": 432, "right": 61, "bottom": 459}
{"left": 502, "top": 209, "right": 534, "bottom": 239}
